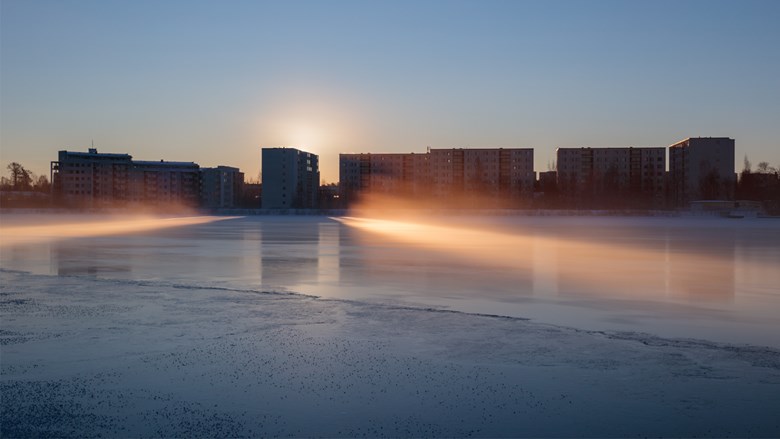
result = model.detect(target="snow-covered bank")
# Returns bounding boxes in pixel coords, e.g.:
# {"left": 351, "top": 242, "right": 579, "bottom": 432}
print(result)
{"left": 2, "top": 270, "right": 778, "bottom": 437}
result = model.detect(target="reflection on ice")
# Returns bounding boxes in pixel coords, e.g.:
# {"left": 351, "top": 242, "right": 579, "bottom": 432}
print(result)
{"left": 335, "top": 215, "right": 739, "bottom": 302}
{"left": 1, "top": 214, "right": 779, "bottom": 346}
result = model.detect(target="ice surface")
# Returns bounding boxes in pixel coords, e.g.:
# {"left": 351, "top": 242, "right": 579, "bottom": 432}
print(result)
{"left": 2, "top": 215, "right": 779, "bottom": 346}
{"left": 2, "top": 214, "right": 780, "bottom": 436}
{"left": 2, "top": 270, "right": 780, "bottom": 437}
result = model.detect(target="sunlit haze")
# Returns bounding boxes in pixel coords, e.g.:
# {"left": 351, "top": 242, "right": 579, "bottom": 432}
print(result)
{"left": 2, "top": 0, "right": 780, "bottom": 182}
{"left": 0, "top": 215, "right": 236, "bottom": 247}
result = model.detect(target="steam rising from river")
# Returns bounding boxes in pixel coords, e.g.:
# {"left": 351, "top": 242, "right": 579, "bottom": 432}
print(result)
{"left": 0, "top": 215, "right": 237, "bottom": 247}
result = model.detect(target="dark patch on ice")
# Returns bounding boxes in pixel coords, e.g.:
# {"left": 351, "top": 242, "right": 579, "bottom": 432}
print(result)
{"left": 600, "top": 331, "right": 780, "bottom": 370}
{"left": 0, "top": 329, "right": 63, "bottom": 346}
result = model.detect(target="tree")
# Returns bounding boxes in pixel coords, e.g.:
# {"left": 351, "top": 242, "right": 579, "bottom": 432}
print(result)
{"left": 33, "top": 175, "right": 51, "bottom": 192}
{"left": 6, "top": 162, "right": 33, "bottom": 191}
{"left": 756, "top": 162, "right": 778, "bottom": 174}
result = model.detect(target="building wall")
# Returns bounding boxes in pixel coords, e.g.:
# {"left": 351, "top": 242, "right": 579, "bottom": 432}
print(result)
{"left": 669, "top": 137, "right": 735, "bottom": 207}
{"left": 262, "top": 147, "right": 319, "bottom": 209}
{"left": 339, "top": 153, "right": 366, "bottom": 205}
{"left": 556, "top": 146, "right": 666, "bottom": 207}
{"left": 128, "top": 161, "right": 201, "bottom": 206}
{"left": 201, "top": 166, "right": 244, "bottom": 208}
{"left": 52, "top": 149, "right": 251, "bottom": 208}
{"left": 339, "top": 152, "right": 431, "bottom": 204}
{"left": 339, "top": 148, "right": 533, "bottom": 206}
{"left": 51, "top": 149, "right": 133, "bottom": 207}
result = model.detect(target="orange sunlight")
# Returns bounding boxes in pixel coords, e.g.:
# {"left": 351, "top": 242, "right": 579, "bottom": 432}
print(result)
{"left": 333, "top": 193, "right": 746, "bottom": 301}
{"left": 0, "top": 216, "right": 239, "bottom": 247}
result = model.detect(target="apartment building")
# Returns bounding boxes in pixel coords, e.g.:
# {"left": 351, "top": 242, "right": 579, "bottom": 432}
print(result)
{"left": 51, "top": 149, "right": 133, "bottom": 207}
{"left": 339, "top": 152, "right": 430, "bottom": 204}
{"left": 261, "top": 147, "right": 320, "bottom": 209}
{"left": 339, "top": 148, "right": 534, "bottom": 206}
{"left": 669, "top": 137, "right": 735, "bottom": 207}
{"left": 128, "top": 160, "right": 201, "bottom": 207}
{"left": 556, "top": 146, "right": 666, "bottom": 207}
{"left": 201, "top": 166, "right": 244, "bottom": 208}
{"left": 431, "top": 148, "right": 534, "bottom": 202}
{"left": 52, "top": 148, "right": 218, "bottom": 208}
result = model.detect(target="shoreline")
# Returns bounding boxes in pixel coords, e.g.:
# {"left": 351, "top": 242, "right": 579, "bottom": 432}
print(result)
{"left": 4, "top": 206, "right": 779, "bottom": 219}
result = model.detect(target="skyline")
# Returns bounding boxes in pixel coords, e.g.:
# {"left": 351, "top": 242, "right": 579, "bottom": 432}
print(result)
{"left": 2, "top": 0, "right": 780, "bottom": 183}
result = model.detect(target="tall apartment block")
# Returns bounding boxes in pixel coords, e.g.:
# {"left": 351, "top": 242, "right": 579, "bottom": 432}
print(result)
{"left": 669, "top": 137, "right": 735, "bottom": 207}
{"left": 51, "top": 149, "right": 133, "bottom": 207}
{"left": 201, "top": 166, "right": 244, "bottom": 208}
{"left": 261, "top": 147, "right": 320, "bottom": 209}
{"left": 339, "top": 148, "right": 534, "bottom": 206}
{"left": 556, "top": 147, "right": 666, "bottom": 207}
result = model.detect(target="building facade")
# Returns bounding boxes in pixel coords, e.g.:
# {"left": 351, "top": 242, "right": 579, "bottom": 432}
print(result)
{"left": 52, "top": 148, "right": 218, "bottom": 208}
{"left": 669, "top": 137, "right": 735, "bottom": 207}
{"left": 201, "top": 166, "right": 244, "bottom": 208}
{"left": 51, "top": 149, "right": 133, "bottom": 207}
{"left": 339, "top": 152, "right": 431, "bottom": 204}
{"left": 339, "top": 148, "right": 534, "bottom": 207}
{"left": 556, "top": 147, "right": 666, "bottom": 207}
{"left": 128, "top": 161, "right": 201, "bottom": 207}
{"left": 261, "top": 147, "right": 320, "bottom": 209}
{"left": 432, "top": 148, "right": 534, "bottom": 204}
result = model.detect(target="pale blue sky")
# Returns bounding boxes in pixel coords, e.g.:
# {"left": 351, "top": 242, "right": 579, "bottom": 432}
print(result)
{"left": 2, "top": 0, "right": 779, "bottom": 183}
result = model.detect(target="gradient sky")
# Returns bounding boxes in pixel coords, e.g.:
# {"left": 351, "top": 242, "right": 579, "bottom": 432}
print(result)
{"left": 2, "top": 0, "right": 779, "bottom": 183}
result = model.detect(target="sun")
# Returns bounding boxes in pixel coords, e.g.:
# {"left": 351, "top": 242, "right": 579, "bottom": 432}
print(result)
{"left": 288, "top": 123, "right": 322, "bottom": 151}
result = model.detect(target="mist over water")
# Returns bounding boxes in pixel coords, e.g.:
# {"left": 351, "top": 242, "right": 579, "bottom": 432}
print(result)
{"left": 1, "top": 213, "right": 779, "bottom": 347}
{"left": 0, "top": 214, "right": 236, "bottom": 247}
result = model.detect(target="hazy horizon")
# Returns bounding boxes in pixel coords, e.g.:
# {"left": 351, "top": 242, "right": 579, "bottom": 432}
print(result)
{"left": 2, "top": 0, "right": 779, "bottom": 183}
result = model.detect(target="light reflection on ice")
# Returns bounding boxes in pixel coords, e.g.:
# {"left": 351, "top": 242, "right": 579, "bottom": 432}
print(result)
{"left": 1, "top": 214, "right": 779, "bottom": 347}
{"left": 334, "top": 215, "right": 743, "bottom": 301}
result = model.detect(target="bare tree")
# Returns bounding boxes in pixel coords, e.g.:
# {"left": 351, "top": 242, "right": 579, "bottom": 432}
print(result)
{"left": 6, "top": 162, "right": 33, "bottom": 191}
{"left": 33, "top": 175, "right": 51, "bottom": 192}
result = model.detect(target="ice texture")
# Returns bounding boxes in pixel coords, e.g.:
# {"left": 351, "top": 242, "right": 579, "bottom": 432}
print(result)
{"left": 2, "top": 269, "right": 779, "bottom": 437}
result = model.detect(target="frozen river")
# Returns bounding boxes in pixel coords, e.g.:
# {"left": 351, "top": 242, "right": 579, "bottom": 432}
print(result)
{"left": 2, "top": 214, "right": 779, "bottom": 347}
{"left": 2, "top": 213, "right": 780, "bottom": 437}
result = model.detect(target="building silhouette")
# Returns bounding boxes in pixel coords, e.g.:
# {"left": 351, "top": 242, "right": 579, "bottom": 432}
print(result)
{"left": 261, "top": 147, "right": 320, "bottom": 209}
{"left": 556, "top": 147, "right": 666, "bottom": 208}
{"left": 339, "top": 152, "right": 431, "bottom": 205}
{"left": 128, "top": 160, "right": 201, "bottom": 207}
{"left": 52, "top": 148, "right": 243, "bottom": 208}
{"left": 339, "top": 148, "right": 534, "bottom": 207}
{"left": 51, "top": 149, "right": 133, "bottom": 207}
{"left": 669, "top": 137, "right": 735, "bottom": 207}
{"left": 201, "top": 166, "right": 244, "bottom": 208}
